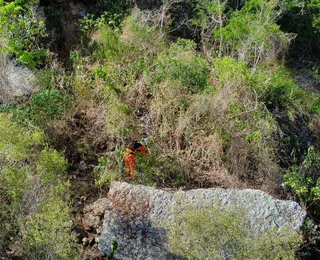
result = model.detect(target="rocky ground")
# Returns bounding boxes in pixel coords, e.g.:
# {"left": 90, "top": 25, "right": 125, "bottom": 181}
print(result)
{"left": 72, "top": 197, "right": 107, "bottom": 259}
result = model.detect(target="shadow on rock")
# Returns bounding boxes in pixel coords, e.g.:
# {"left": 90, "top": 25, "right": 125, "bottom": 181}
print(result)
{"left": 99, "top": 211, "right": 184, "bottom": 260}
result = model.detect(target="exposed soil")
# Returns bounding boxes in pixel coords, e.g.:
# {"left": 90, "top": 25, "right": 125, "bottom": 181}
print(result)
{"left": 65, "top": 140, "right": 108, "bottom": 258}
{"left": 63, "top": 130, "right": 109, "bottom": 258}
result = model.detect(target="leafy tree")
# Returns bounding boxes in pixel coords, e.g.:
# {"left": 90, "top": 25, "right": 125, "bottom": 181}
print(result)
{"left": 309, "top": 0, "right": 320, "bottom": 32}
{"left": 189, "top": 0, "right": 228, "bottom": 57}
{"left": 216, "top": 0, "right": 288, "bottom": 67}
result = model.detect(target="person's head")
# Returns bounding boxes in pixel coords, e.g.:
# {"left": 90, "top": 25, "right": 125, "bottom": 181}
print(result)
{"left": 128, "top": 141, "right": 143, "bottom": 151}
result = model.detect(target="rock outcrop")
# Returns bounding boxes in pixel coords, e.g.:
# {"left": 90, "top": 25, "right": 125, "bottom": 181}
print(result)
{"left": 0, "top": 54, "right": 36, "bottom": 104}
{"left": 98, "top": 182, "right": 306, "bottom": 259}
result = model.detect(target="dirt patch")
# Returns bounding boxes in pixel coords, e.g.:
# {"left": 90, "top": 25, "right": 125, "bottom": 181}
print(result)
{"left": 72, "top": 198, "right": 108, "bottom": 259}
{"left": 67, "top": 146, "right": 107, "bottom": 258}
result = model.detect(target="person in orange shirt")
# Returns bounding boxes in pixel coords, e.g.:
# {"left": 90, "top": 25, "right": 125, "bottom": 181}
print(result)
{"left": 123, "top": 141, "right": 147, "bottom": 179}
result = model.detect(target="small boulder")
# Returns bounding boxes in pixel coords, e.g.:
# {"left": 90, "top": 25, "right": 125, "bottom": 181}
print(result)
{"left": 0, "top": 54, "right": 36, "bottom": 103}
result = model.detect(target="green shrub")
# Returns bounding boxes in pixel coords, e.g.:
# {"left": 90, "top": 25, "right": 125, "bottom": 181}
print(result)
{"left": 153, "top": 38, "right": 210, "bottom": 94}
{"left": 89, "top": 25, "right": 125, "bottom": 62}
{"left": 214, "top": 57, "right": 250, "bottom": 86}
{"left": 307, "top": 0, "right": 320, "bottom": 32}
{"left": 0, "top": 114, "right": 39, "bottom": 252}
{"left": 215, "top": 58, "right": 315, "bottom": 116}
{"left": 0, "top": 114, "right": 79, "bottom": 258}
{"left": 0, "top": 0, "right": 49, "bottom": 68}
{"left": 37, "top": 148, "right": 68, "bottom": 186}
{"left": 10, "top": 89, "right": 70, "bottom": 125}
{"left": 81, "top": 11, "right": 123, "bottom": 33}
{"left": 283, "top": 146, "right": 320, "bottom": 203}
{"left": 22, "top": 182, "right": 79, "bottom": 260}
{"left": 94, "top": 153, "right": 122, "bottom": 187}
{"left": 261, "top": 68, "right": 306, "bottom": 112}
{"left": 167, "top": 198, "right": 303, "bottom": 259}
{"left": 91, "top": 0, "right": 131, "bottom": 18}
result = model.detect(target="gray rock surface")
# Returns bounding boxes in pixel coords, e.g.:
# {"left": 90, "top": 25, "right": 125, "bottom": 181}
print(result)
{"left": 0, "top": 54, "right": 36, "bottom": 103}
{"left": 99, "top": 182, "right": 306, "bottom": 259}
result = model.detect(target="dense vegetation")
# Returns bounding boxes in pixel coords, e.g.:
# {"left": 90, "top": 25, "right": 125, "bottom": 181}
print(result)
{"left": 0, "top": 114, "right": 79, "bottom": 258}
{"left": 1, "top": 0, "right": 320, "bottom": 258}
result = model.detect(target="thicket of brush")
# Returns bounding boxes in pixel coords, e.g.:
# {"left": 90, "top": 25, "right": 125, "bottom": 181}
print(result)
{"left": 1, "top": 0, "right": 320, "bottom": 258}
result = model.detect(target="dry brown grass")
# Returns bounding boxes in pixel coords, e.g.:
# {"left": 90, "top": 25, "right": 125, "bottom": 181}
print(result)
{"left": 225, "top": 131, "right": 281, "bottom": 193}
{"left": 91, "top": 30, "right": 106, "bottom": 46}
{"left": 180, "top": 134, "right": 244, "bottom": 188}
{"left": 144, "top": 74, "right": 281, "bottom": 191}
{"left": 146, "top": 79, "right": 247, "bottom": 188}
{"left": 149, "top": 80, "right": 186, "bottom": 138}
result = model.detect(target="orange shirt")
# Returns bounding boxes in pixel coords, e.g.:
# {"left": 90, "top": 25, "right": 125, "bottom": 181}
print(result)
{"left": 124, "top": 145, "right": 146, "bottom": 178}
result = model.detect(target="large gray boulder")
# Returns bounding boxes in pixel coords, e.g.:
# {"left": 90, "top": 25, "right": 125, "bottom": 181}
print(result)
{"left": 98, "top": 182, "right": 306, "bottom": 259}
{"left": 0, "top": 54, "right": 36, "bottom": 104}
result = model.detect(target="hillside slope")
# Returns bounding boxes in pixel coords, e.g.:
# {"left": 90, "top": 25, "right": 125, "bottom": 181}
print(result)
{"left": 1, "top": 0, "right": 320, "bottom": 259}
